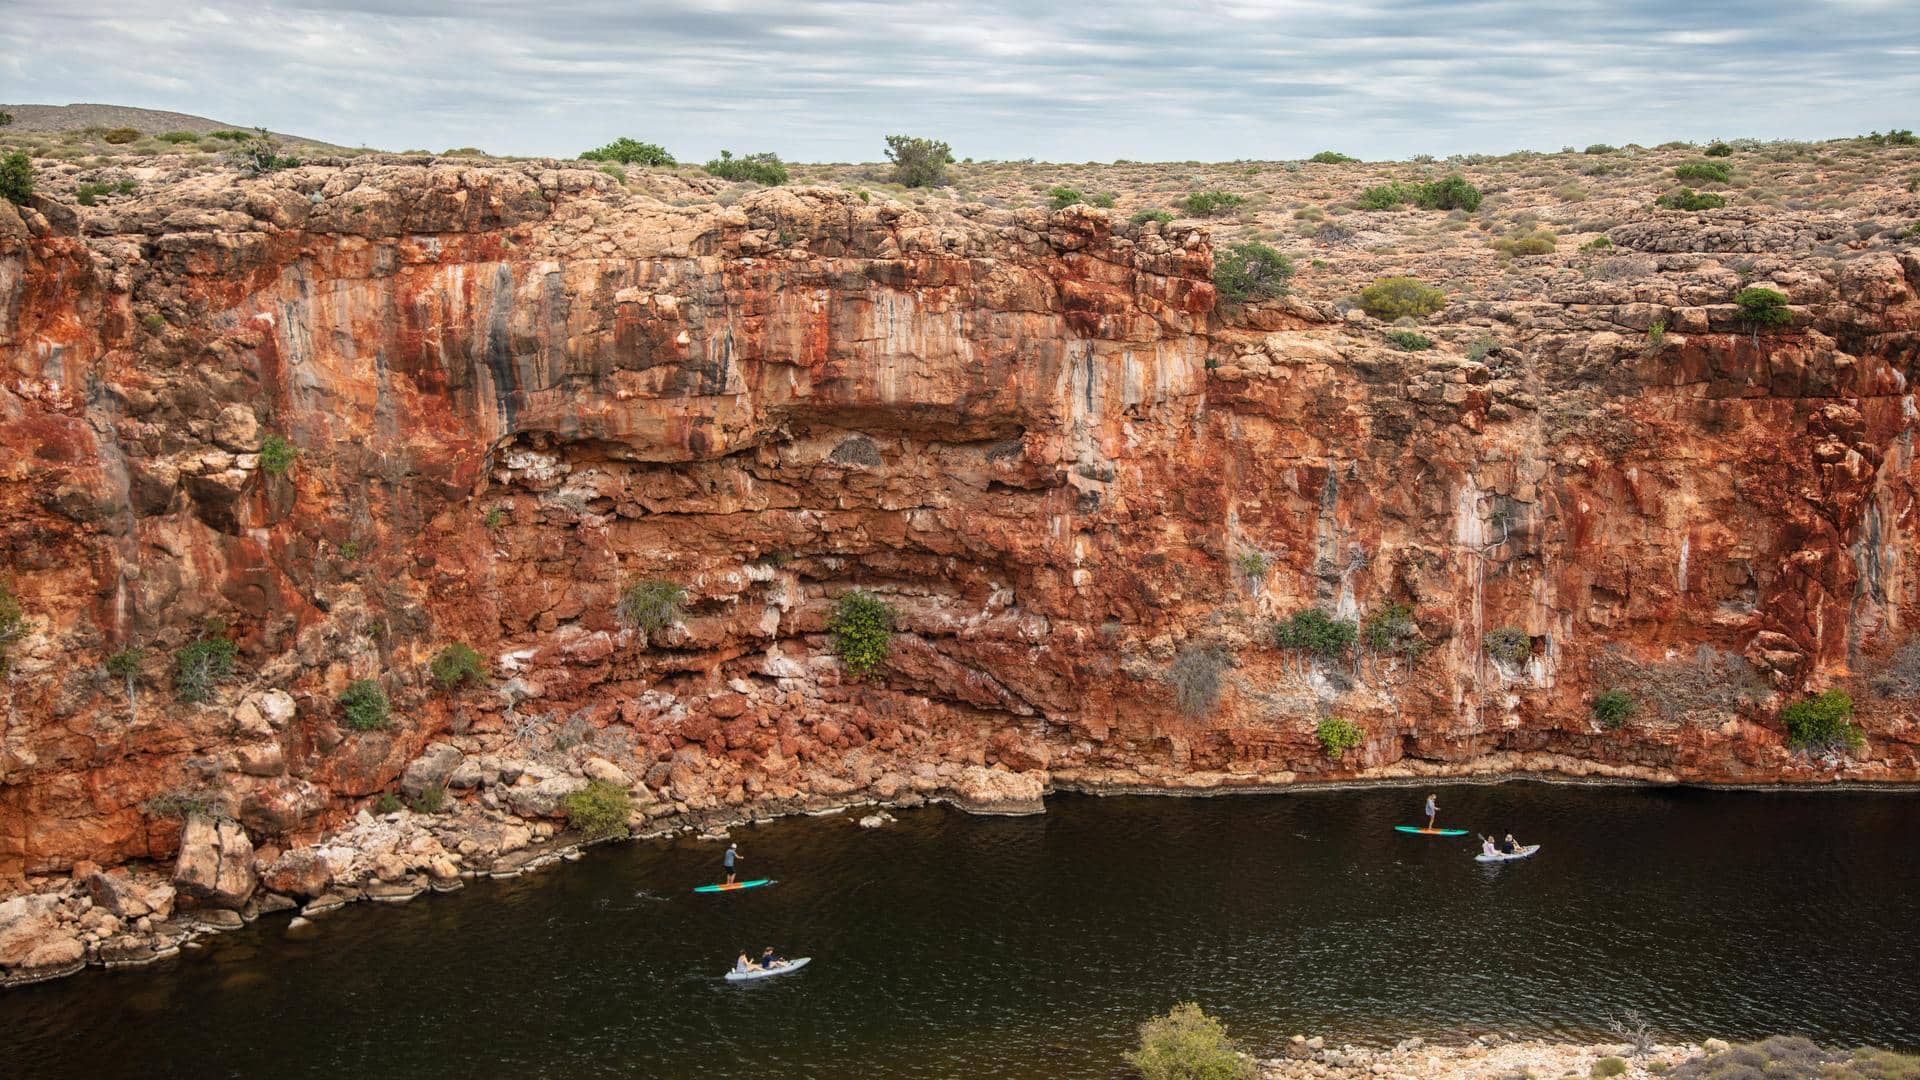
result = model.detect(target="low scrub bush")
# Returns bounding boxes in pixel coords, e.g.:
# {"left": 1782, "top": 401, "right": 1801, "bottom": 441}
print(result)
{"left": 429, "top": 642, "right": 486, "bottom": 689}
{"left": 1130, "top": 208, "right": 1174, "bottom": 226}
{"left": 1493, "top": 230, "right": 1558, "bottom": 257}
{"left": 258, "top": 433, "right": 297, "bottom": 474}
{"left": 1592, "top": 1057, "right": 1628, "bottom": 1078}
{"left": 1178, "top": 190, "right": 1247, "bottom": 217}
{"left": 1047, "top": 185, "right": 1083, "bottom": 209}
{"left": 884, "top": 134, "right": 952, "bottom": 187}
{"left": 174, "top": 635, "right": 237, "bottom": 703}
{"left": 1583, "top": 143, "right": 1617, "bottom": 154}
{"left": 1859, "top": 129, "right": 1919, "bottom": 147}
{"left": 1358, "top": 181, "right": 1417, "bottom": 210}
{"left": 1581, "top": 235, "right": 1613, "bottom": 252}
{"left": 1362, "top": 603, "right": 1427, "bottom": 659}
{"left": 0, "top": 150, "right": 33, "bottom": 205}
{"left": 1734, "top": 286, "right": 1792, "bottom": 328}
{"left": 373, "top": 793, "right": 402, "bottom": 814}
{"left": 1591, "top": 688, "right": 1636, "bottom": 729}
{"left": 1384, "top": 330, "right": 1432, "bottom": 351}
{"left": 704, "top": 150, "right": 788, "bottom": 185}
{"left": 563, "top": 779, "right": 633, "bottom": 841}
{"left": 1415, "top": 174, "right": 1483, "bottom": 211}
{"left": 1356, "top": 276, "right": 1446, "bottom": 320}
{"left": 1087, "top": 192, "right": 1115, "bottom": 208}
{"left": 1308, "top": 150, "right": 1357, "bottom": 163}
{"left": 1317, "top": 717, "right": 1364, "bottom": 760}
{"left": 410, "top": 786, "right": 447, "bottom": 814}
{"left": 1703, "top": 140, "right": 1734, "bottom": 157}
{"left": 1167, "top": 645, "right": 1232, "bottom": 718}
{"left": 1213, "top": 241, "right": 1293, "bottom": 304}
{"left": 225, "top": 129, "right": 299, "bottom": 175}
{"left": 1780, "top": 689, "right": 1862, "bottom": 752}
{"left": 0, "top": 583, "right": 25, "bottom": 675}
{"left": 207, "top": 129, "right": 252, "bottom": 142}
{"left": 1483, "top": 626, "right": 1531, "bottom": 665}
{"left": 1674, "top": 161, "right": 1733, "bottom": 183}
{"left": 339, "top": 679, "right": 390, "bottom": 731}
{"left": 1670, "top": 1036, "right": 1920, "bottom": 1079}
{"left": 1126, "top": 1002, "right": 1255, "bottom": 1080}
{"left": 102, "top": 127, "right": 141, "bottom": 144}
{"left": 1274, "top": 609, "right": 1356, "bottom": 659}
{"left": 579, "top": 137, "right": 674, "bottom": 166}
{"left": 1655, "top": 188, "right": 1726, "bottom": 210}
{"left": 157, "top": 131, "right": 200, "bottom": 144}
{"left": 829, "top": 590, "right": 895, "bottom": 676}
{"left": 617, "top": 578, "right": 687, "bottom": 634}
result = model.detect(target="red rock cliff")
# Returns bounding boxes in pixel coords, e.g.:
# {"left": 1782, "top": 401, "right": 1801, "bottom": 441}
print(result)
{"left": 2, "top": 160, "right": 1918, "bottom": 878}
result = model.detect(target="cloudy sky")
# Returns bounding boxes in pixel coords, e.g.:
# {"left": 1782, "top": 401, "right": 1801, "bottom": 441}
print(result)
{"left": 5, "top": 1, "right": 1919, "bottom": 162}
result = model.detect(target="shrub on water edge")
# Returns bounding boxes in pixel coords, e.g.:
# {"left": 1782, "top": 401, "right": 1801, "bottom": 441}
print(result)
{"left": 1655, "top": 188, "right": 1725, "bottom": 211}
{"left": 1212, "top": 241, "right": 1293, "bottom": 305}
{"left": 429, "top": 642, "right": 486, "bottom": 689}
{"left": 617, "top": 578, "right": 687, "bottom": 634}
{"left": 563, "top": 779, "right": 632, "bottom": 841}
{"left": 1317, "top": 717, "right": 1364, "bottom": 761}
{"left": 579, "top": 137, "right": 674, "bottom": 166}
{"left": 174, "top": 635, "right": 237, "bottom": 703}
{"left": 0, "top": 150, "right": 33, "bottom": 205}
{"left": 1734, "top": 286, "right": 1792, "bottom": 328}
{"left": 704, "top": 150, "right": 788, "bottom": 186}
{"left": 829, "top": 590, "right": 895, "bottom": 676}
{"left": 1167, "top": 645, "right": 1232, "bottom": 718}
{"left": 1483, "top": 626, "right": 1531, "bottom": 665}
{"left": 1384, "top": 329, "right": 1432, "bottom": 351}
{"left": 1780, "top": 689, "right": 1862, "bottom": 752}
{"left": 1126, "top": 1002, "right": 1255, "bottom": 1080}
{"left": 1308, "top": 150, "right": 1357, "bottom": 164}
{"left": 883, "top": 134, "right": 952, "bottom": 188}
{"left": 339, "top": 678, "right": 390, "bottom": 731}
{"left": 1274, "top": 608, "right": 1357, "bottom": 660}
{"left": 1179, "top": 190, "right": 1248, "bottom": 217}
{"left": 1674, "top": 161, "right": 1733, "bottom": 184}
{"left": 1356, "top": 276, "right": 1446, "bottom": 320}
{"left": 1592, "top": 688, "right": 1636, "bottom": 729}
{"left": 258, "top": 433, "right": 297, "bottom": 475}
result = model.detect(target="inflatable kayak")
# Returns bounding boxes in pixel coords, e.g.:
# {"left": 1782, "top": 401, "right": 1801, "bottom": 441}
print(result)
{"left": 1475, "top": 844, "right": 1541, "bottom": 862}
{"left": 724, "top": 957, "right": 810, "bottom": 982}
{"left": 694, "top": 879, "right": 773, "bottom": 893}
{"left": 1395, "top": 826, "right": 1470, "bottom": 836}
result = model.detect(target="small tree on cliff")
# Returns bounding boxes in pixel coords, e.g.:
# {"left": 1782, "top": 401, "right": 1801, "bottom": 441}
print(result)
{"left": 1213, "top": 242, "right": 1294, "bottom": 306}
{"left": 1780, "top": 690, "right": 1862, "bottom": 754}
{"left": 884, "top": 134, "right": 952, "bottom": 188}
{"left": 174, "top": 631, "right": 237, "bottom": 704}
{"left": 830, "top": 590, "right": 895, "bottom": 677}
{"left": 106, "top": 646, "right": 145, "bottom": 717}
{"left": 429, "top": 642, "right": 486, "bottom": 690}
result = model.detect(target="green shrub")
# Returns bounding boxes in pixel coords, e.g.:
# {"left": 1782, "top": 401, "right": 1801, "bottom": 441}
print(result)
{"left": 1317, "top": 717, "right": 1364, "bottom": 761}
{"left": 1674, "top": 161, "right": 1733, "bottom": 183}
{"left": 1583, "top": 143, "right": 1617, "bottom": 155}
{"left": 339, "top": 679, "right": 390, "bottom": 731}
{"left": 829, "top": 590, "right": 895, "bottom": 676}
{"left": 1309, "top": 151, "right": 1357, "bottom": 164}
{"left": 1493, "top": 230, "right": 1557, "bottom": 256}
{"left": 0, "top": 111, "right": 11, "bottom": 127}
{"left": 597, "top": 163, "right": 626, "bottom": 183}
{"left": 429, "top": 642, "right": 485, "bottom": 689}
{"left": 1125, "top": 1002, "right": 1254, "bottom": 1080}
{"left": 483, "top": 506, "right": 506, "bottom": 530}
{"left": 374, "top": 793, "right": 402, "bottom": 814}
{"left": 1860, "top": 129, "right": 1919, "bottom": 147}
{"left": 563, "top": 779, "right": 632, "bottom": 841}
{"left": 1593, "top": 1057, "right": 1628, "bottom": 1078}
{"left": 1362, "top": 603, "right": 1427, "bottom": 659}
{"left": 1232, "top": 550, "right": 1271, "bottom": 581}
{"left": 1704, "top": 140, "right": 1734, "bottom": 157}
{"left": 1167, "top": 645, "right": 1231, "bottom": 718}
{"left": 1047, "top": 185, "right": 1083, "bottom": 209}
{"left": 76, "top": 182, "right": 112, "bottom": 206}
{"left": 102, "top": 127, "right": 141, "bottom": 144}
{"left": 884, "top": 134, "right": 952, "bottom": 187}
{"left": 258, "top": 433, "right": 297, "bottom": 475}
{"left": 225, "top": 129, "right": 298, "bottom": 175}
{"left": 0, "top": 150, "right": 33, "bottom": 205}
{"left": 157, "top": 131, "right": 200, "bottom": 144}
{"left": 1212, "top": 241, "right": 1293, "bottom": 305}
{"left": 1274, "top": 608, "right": 1357, "bottom": 659}
{"left": 1178, "top": 191, "right": 1247, "bottom": 217}
{"left": 1358, "top": 181, "right": 1417, "bottom": 210}
{"left": 1781, "top": 689, "right": 1862, "bottom": 752}
{"left": 174, "top": 635, "right": 237, "bottom": 703}
{"left": 410, "top": 786, "right": 447, "bottom": 814}
{"left": 105, "top": 646, "right": 144, "bottom": 681}
{"left": 1646, "top": 320, "right": 1667, "bottom": 350}
{"left": 1668, "top": 1037, "right": 1920, "bottom": 1079}
{"left": 1581, "top": 235, "right": 1613, "bottom": 252}
{"left": 1356, "top": 276, "right": 1446, "bottom": 320}
{"left": 206, "top": 129, "right": 252, "bottom": 142}
{"left": 1384, "top": 330, "right": 1432, "bottom": 351}
{"left": 704, "top": 150, "right": 788, "bottom": 185}
{"left": 1087, "top": 192, "right": 1115, "bottom": 208}
{"left": 1130, "top": 207, "right": 1174, "bottom": 226}
{"left": 1413, "top": 174, "right": 1483, "bottom": 211}
{"left": 617, "top": 578, "right": 687, "bottom": 634}
{"left": 579, "top": 137, "right": 674, "bottom": 166}
{"left": 0, "top": 583, "right": 25, "bottom": 675}
{"left": 1483, "top": 626, "right": 1531, "bottom": 665}
{"left": 1734, "top": 286, "right": 1792, "bottom": 328}
{"left": 1592, "top": 688, "right": 1636, "bottom": 729}
{"left": 1655, "top": 188, "right": 1726, "bottom": 210}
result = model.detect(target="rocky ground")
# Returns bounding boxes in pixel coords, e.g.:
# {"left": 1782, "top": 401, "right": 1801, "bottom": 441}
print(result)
{"left": 1261, "top": 1034, "right": 1698, "bottom": 1079}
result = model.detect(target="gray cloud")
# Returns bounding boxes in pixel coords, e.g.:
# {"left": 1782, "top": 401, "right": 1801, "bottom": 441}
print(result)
{"left": 4, "top": 0, "right": 1917, "bottom": 161}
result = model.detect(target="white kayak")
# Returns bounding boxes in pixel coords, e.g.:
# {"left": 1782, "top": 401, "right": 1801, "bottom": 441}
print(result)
{"left": 1476, "top": 844, "right": 1540, "bottom": 863}
{"left": 724, "top": 957, "right": 811, "bottom": 982}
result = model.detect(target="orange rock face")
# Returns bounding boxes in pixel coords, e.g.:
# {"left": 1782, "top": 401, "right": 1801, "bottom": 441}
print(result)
{"left": 2, "top": 160, "right": 1918, "bottom": 878}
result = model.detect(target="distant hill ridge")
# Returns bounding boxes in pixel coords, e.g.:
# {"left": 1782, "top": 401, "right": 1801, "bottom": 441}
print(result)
{"left": 0, "top": 102, "right": 346, "bottom": 150}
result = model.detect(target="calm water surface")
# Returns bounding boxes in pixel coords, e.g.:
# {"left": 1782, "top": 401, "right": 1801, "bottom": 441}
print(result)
{"left": 8, "top": 782, "right": 1920, "bottom": 1078}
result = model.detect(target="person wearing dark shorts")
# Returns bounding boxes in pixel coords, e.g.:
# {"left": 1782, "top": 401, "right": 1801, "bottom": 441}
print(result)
{"left": 723, "top": 842, "right": 741, "bottom": 884}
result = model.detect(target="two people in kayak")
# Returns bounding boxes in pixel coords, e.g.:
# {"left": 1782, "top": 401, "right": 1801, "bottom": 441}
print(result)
{"left": 1480, "top": 833, "right": 1526, "bottom": 856}
{"left": 735, "top": 946, "right": 790, "bottom": 973}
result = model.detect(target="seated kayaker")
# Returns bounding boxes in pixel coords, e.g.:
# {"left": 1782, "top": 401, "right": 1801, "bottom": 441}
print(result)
{"left": 736, "top": 949, "right": 757, "bottom": 973}
{"left": 759, "top": 946, "right": 785, "bottom": 970}
{"left": 1500, "top": 833, "right": 1521, "bottom": 854}
{"left": 1481, "top": 835, "right": 1500, "bottom": 857}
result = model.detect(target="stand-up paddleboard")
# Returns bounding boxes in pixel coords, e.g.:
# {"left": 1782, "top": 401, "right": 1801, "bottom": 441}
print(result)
{"left": 1394, "top": 826, "right": 1470, "bottom": 836}
{"left": 1475, "top": 844, "right": 1540, "bottom": 863}
{"left": 694, "top": 878, "right": 774, "bottom": 893}
{"left": 724, "top": 957, "right": 811, "bottom": 982}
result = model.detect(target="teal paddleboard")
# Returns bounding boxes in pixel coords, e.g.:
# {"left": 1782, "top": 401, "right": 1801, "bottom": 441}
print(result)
{"left": 694, "top": 879, "right": 773, "bottom": 893}
{"left": 1394, "top": 826, "right": 1469, "bottom": 836}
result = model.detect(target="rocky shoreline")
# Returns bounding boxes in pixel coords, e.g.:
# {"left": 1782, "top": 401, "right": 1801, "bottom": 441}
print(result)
{"left": 1259, "top": 1034, "right": 1703, "bottom": 1079}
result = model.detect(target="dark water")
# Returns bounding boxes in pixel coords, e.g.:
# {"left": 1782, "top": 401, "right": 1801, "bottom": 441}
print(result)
{"left": 8, "top": 782, "right": 1920, "bottom": 1079}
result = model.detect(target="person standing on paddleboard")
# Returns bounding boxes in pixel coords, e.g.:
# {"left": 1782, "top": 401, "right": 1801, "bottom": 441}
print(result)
{"left": 1424, "top": 793, "right": 1439, "bottom": 831}
{"left": 723, "top": 842, "right": 742, "bottom": 884}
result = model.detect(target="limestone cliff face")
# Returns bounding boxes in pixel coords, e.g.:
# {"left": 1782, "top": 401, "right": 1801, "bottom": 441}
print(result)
{"left": 2, "top": 160, "right": 1917, "bottom": 877}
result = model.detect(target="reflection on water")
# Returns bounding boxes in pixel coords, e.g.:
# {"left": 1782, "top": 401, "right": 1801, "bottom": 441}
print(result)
{"left": 8, "top": 782, "right": 1920, "bottom": 1079}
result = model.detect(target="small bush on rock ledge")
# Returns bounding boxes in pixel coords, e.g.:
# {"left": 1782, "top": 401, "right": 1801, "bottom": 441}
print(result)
{"left": 1591, "top": 688, "right": 1636, "bottom": 729}
{"left": 1126, "top": 1002, "right": 1255, "bottom": 1080}
{"left": 339, "top": 678, "right": 391, "bottom": 731}
{"left": 1483, "top": 626, "right": 1531, "bottom": 665}
{"left": 704, "top": 150, "right": 788, "bottom": 186}
{"left": 258, "top": 433, "right": 297, "bottom": 475}
{"left": 429, "top": 642, "right": 486, "bottom": 689}
{"left": 1317, "top": 717, "right": 1365, "bottom": 761}
{"left": 1, "top": 151, "right": 35, "bottom": 205}
{"left": 1356, "top": 277, "right": 1446, "bottom": 320}
{"left": 1213, "top": 241, "right": 1293, "bottom": 305}
{"left": 830, "top": 590, "right": 895, "bottom": 677}
{"left": 564, "top": 780, "right": 632, "bottom": 841}
{"left": 173, "top": 634, "right": 237, "bottom": 703}
{"left": 1781, "top": 689, "right": 1862, "bottom": 753}
{"left": 1167, "top": 644, "right": 1232, "bottom": 718}
{"left": 618, "top": 578, "right": 687, "bottom": 634}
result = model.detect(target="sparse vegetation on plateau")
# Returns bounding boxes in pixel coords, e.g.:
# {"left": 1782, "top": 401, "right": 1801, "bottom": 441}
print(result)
{"left": 1212, "top": 241, "right": 1293, "bottom": 304}
{"left": 1130, "top": 208, "right": 1174, "bottom": 226}
{"left": 1704, "top": 140, "right": 1734, "bottom": 157}
{"left": 1355, "top": 175, "right": 1483, "bottom": 212}
{"left": 580, "top": 137, "right": 674, "bottom": 166}
{"left": 429, "top": 642, "right": 486, "bottom": 689}
{"left": 339, "top": 679, "right": 390, "bottom": 731}
{"left": 226, "top": 128, "right": 299, "bottom": 175}
{"left": 884, "top": 134, "right": 952, "bottom": 188}
{"left": 1356, "top": 277, "right": 1446, "bottom": 320}
{"left": 1179, "top": 190, "right": 1248, "bottom": 217}
{"left": 1308, "top": 151, "right": 1357, "bottom": 164}
{"left": 617, "top": 578, "right": 688, "bottom": 634}
{"left": 829, "top": 590, "right": 895, "bottom": 676}
{"left": 1655, "top": 187, "right": 1726, "bottom": 210}
{"left": 564, "top": 779, "right": 633, "bottom": 840}
{"left": 1781, "top": 689, "right": 1862, "bottom": 752}
{"left": 1126, "top": 1002, "right": 1255, "bottom": 1080}
{"left": 1493, "top": 229, "right": 1557, "bottom": 256}
{"left": 1317, "top": 717, "right": 1364, "bottom": 760}
{"left": 704, "top": 150, "right": 788, "bottom": 185}
{"left": 1674, "top": 161, "right": 1733, "bottom": 184}
{"left": 1047, "top": 185, "right": 1084, "bottom": 209}
{"left": 1384, "top": 329, "right": 1432, "bottom": 351}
